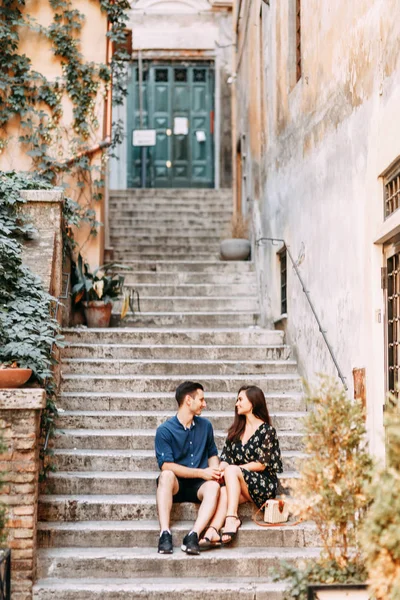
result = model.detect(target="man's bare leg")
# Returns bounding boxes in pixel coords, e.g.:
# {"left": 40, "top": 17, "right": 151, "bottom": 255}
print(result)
{"left": 191, "top": 480, "right": 220, "bottom": 536}
{"left": 156, "top": 470, "right": 179, "bottom": 532}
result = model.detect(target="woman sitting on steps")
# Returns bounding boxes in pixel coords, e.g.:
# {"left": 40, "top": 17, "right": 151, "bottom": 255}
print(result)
{"left": 199, "top": 384, "right": 283, "bottom": 549}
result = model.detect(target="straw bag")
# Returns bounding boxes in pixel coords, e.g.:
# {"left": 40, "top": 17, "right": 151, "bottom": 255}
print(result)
{"left": 252, "top": 497, "right": 301, "bottom": 528}
{"left": 264, "top": 498, "right": 289, "bottom": 523}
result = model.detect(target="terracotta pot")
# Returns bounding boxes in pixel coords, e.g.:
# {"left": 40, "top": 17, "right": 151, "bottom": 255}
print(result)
{"left": 82, "top": 301, "right": 113, "bottom": 328}
{"left": 0, "top": 368, "right": 32, "bottom": 389}
{"left": 220, "top": 238, "right": 251, "bottom": 261}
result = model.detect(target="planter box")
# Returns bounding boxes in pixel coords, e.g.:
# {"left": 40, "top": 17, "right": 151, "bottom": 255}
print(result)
{"left": 308, "top": 584, "right": 369, "bottom": 600}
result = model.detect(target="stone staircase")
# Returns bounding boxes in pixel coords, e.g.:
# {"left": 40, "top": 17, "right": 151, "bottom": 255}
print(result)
{"left": 33, "top": 189, "right": 319, "bottom": 599}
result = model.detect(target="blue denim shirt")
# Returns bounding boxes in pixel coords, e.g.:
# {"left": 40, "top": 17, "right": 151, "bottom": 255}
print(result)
{"left": 155, "top": 415, "right": 218, "bottom": 470}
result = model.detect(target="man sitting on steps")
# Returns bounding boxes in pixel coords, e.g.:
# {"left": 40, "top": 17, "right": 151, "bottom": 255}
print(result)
{"left": 155, "top": 381, "right": 221, "bottom": 555}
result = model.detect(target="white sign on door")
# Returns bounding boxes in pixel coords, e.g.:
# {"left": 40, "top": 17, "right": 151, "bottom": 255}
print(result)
{"left": 133, "top": 129, "right": 156, "bottom": 147}
{"left": 174, "top": 117, "right": 189, "bottom": 135}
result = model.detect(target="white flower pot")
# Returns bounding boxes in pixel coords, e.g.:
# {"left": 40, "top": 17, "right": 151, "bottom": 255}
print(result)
{"left": 220, "top": 238, "right": 251, "bottom": 261}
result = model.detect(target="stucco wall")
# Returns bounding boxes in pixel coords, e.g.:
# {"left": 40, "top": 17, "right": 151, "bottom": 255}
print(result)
{"left": 235, "top": 0, "right": 400, "bottom": 457}
{"left": 109, "top": 0, "right": 233, "bottom": 189}
{"left": 0, "top": 0, "right": 108, "bottom": 269}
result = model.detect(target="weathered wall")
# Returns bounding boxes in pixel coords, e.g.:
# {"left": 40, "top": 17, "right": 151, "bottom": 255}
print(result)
{"left": 109, "top": 0, "right": 233, "bottom": 190}
{"left": 20, "top": 190, "right": 64, "bottom": 298}
{"left": 0, "top": 0, "right": 108, "bottom": 268}
{"left": 0, "top": 390, "right": 46, "bottom": 600}
{"left": 235, "top": 0, "right": 400, "bottom": 456}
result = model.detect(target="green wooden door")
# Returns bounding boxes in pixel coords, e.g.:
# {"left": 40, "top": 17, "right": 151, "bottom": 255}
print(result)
{"left": 127, "top": 62, "right": 214, "bottom": 188}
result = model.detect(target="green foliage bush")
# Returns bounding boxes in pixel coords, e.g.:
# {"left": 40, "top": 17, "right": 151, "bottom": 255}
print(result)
{"left": 277, "top": 377, "right": 373, "bottom": 599}
{"left": 0, "top": 171, "right": 64, "bottom": 478}
{"left": 361, "top": 398, "right": 400, "bottom": 599}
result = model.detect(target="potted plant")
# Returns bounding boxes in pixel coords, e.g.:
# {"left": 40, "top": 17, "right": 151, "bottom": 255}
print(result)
{"left": 220, "top": 212, "right": 251, "bottom": 261}
{"left": 360, "top": 397, "right": 400, "bottom": 600}
{"left": 72, "top": 254, "right": 127, "bottom": 328}
{"left": 0, "top": 362, "right": 32, "bottom": 388}
{"left": 276, "top": 377, "right": 373, "bottom": 599}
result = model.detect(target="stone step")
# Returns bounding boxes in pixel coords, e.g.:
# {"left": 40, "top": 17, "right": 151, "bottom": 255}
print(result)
{"left": 44, "top": 471, "right": 297, "bottom": 497}
{"left": 34, "top": 578, "right": 290, "bottom": 600}
{"left": 109, "top": 210, "right": 231, "bottom": 220}
{"left": 55, "top": 410, "right": 304, "bottom": 431}
{"left": 110, "top": 188, "right": 232, "bottom": 197}
{"left": 38, "top": 493, "right": 280, "bottom": 522}
{"left": 110, "top": 246, "right": 220, "bottom": 255}
{"left": 112, "top": 297, "right": 259, "bottom": 312}
{"left": 54, "top": 429, "right": 304, "bottom": 452}
{"left": 58, "top": 391, "right": 305, "bottom": 413}
{"left": 33, "top": 577, "right": 288, "bottom": 600}
{"left": 62, "top": 327, "right": 282, "bottom": 346}
{"left": 37, "top": 546, "right": 320, "bottom": 579}
{"left": 38, "top": 519, "right": 318, "bottom": 549}
{"left": 109, "top": 227, "right": 227, "bottom": 237}
{"left": 110, "top": 234, "right": 222, "bottom": 245}
{"left": 61, "top": 374, "right": 302, "bottom": 394}
{"left": 110, "top": 217, "right": 231, "bottom": 226}
{"left": 109, "top": 203, "right": 232, "bottom": 212}
{"left": 61, "top": 358, "right": 296, "bottom": 377}
{"left": 113, "top": 253, "right": 224, "bottom": 261}
{"left": 111, "top": 260, "right": 255, "bottom": 273}
{"left": 52, "top": 448, "right": 303, "bottom": 473}
{"left": 120, "top": 271, "right": 257, "bottom": 284}
{"left": 62, "top": 343, "right": 290, "bottom": 361}
{"left": 120, "top": 283, "right": 258, "bottom": 297}
{"left": 111, "top": 312, "right": 260, "bottom": 328}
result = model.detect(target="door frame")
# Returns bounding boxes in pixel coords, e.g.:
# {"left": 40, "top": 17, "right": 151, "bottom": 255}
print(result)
{"left": 130, "top": 51, "right": 219, "bottom": 189}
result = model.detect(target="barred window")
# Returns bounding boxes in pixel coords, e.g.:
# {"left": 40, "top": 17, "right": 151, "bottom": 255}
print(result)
{"left": 384, "top": 162, "right": 400, "bottom": 218}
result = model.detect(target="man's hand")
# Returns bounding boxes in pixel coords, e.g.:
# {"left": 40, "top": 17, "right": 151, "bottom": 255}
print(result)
{"left": 201, "top": 467, "right": 222, "bottom": 481}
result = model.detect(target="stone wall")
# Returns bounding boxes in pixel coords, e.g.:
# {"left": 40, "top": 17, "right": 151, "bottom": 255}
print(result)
{"left": 20, "top": 190, "right": 64, "bottom": 298}
{"left": 234, "top": 0, "right": 400, "bottom": 457}
{"left": 0, "top": 391, "right": 46, "bottom": 600}
{"left": 0, "top": 189, "right": 64, "bottom": 598}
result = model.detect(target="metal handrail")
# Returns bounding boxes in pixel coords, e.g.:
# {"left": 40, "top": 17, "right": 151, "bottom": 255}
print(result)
{"left": 256, "top": 237, "right": 348, "bottom": 390}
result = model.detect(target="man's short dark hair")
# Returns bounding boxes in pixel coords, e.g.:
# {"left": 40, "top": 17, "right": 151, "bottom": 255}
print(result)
{"left": 175, "top": 381, "right": 204, "bottom": 407}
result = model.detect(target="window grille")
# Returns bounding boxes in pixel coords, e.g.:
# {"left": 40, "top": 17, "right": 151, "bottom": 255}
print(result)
{"left": 279, "top": 248, "right": 287, "bottom": 315}
{"left": 387, "top": 252, "right": 400, "bottom": 397}
{"left": 296, "top": 0, "right": 301, "bottom": 81}
{"left": 155, "top": 69, "right": 168, "bottom": 82}
{"left": 384, "top": 164, "right": 400, "bottom": 218}
{"left": 174, "top": 68, "right": 187, "bottom": 82}
{"left": 193, "top": 69, "right": 206, "bottom": 82}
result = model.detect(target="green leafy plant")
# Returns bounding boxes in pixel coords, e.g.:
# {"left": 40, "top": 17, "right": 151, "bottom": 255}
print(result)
{"left": 361, "top": 397, "right": 400, "bottom": 600}
{"left": 276, "top": 377, "right": 374, "bottom": 599}
{"left": 72, "top": 253, "right": 125, "bottom": 305}
{"left": 0, "top": 171, "right": 64, "bottom": 480}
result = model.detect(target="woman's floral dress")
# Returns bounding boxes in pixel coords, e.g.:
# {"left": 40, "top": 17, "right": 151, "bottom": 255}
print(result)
{"left": 220, "top": 422, "right": 283, "bottom": 508}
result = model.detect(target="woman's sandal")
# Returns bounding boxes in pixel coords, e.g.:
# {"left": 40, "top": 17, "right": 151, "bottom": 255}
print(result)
{"left": 221, "top": 515, "right": 242, "bottom": 545}
{"left": 199, "top": 526, "right": 222, "bottom": 551}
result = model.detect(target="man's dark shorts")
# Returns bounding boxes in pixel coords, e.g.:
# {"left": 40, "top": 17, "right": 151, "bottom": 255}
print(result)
{"left": 157, "top": 476, "right": 204, "bottom": 504}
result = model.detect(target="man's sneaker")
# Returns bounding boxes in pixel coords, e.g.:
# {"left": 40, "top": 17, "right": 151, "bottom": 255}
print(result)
{"left": 158, "top": 530, "right": 173, "bottom": 554}
{"left": 181, "top": 531, "right": 200, "bottom": 555}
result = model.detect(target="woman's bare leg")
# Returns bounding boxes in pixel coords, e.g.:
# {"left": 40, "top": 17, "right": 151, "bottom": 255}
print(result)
{"left": 200, "top": 486, "right": 248, "bottom": 544}
{"left": 221, "top": 465, "right": 251, "bottom": 541}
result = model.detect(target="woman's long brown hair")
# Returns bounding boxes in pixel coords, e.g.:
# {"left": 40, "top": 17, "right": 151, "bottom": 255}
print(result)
{"left": 227, "top": 385, "right": 272, "bottom": 442}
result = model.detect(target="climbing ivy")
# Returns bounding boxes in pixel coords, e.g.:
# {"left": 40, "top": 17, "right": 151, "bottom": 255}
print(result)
{"left": 0, "top": 0, "right": 130, "bottom": 477}
{"left": 0, "top": 171, "right": 65, "bottom": 480}
{"left": 0, "top": 0, "right": 130, "bottom": 242}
